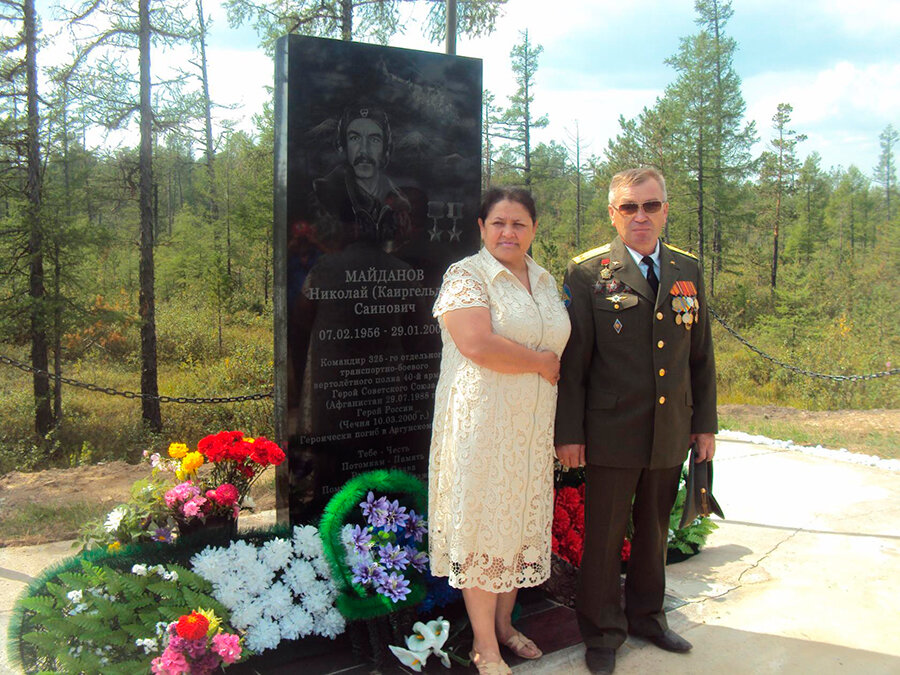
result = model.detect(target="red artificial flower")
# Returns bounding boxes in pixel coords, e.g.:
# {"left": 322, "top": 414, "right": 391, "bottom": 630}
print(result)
{"left": 237, "top": 462, "right": 255, "bottom": 479}
{"left": 560, "top": 529, "right": 584, "bottom": 567}
{"left": 248, "top": 437, "right": 285, "bottom": 466}
{"left": 551, "top": 534, "right": 560, "bottom": 555}
{"left": 578, "top": 483, "right": 585, "bottom": 499}
{"left": 557, "top": 486, "right": 581, "bottom": 510}
{"left": 620, "top": 538, "right": 632, "bottom": 562}
{"left": 573, "top": 503, "right": 585, "bottom": 535}
{"left": 175, "top": 611, "right": 210, "bottom": 640}
{"left": 552, "top": 505, "right": 571, "bottom": 539}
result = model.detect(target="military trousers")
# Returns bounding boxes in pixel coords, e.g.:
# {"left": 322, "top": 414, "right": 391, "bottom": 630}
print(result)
{"left": 576, "top": 463, "right": 683, "bottom": 649}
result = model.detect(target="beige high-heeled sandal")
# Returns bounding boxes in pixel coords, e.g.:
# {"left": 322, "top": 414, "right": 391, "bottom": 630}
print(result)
{"left": 501, "top": 630, "right": 543, "bottom": 659}
{"left": 469, "top": 650, "right": 512, "bottom": 674}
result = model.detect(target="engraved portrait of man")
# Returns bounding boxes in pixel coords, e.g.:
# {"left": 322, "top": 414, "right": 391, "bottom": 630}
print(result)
{"left": 311, "top": 105, "right": 411, "bottom": 247}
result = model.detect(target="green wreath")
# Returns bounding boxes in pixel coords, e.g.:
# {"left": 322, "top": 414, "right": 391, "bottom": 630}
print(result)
{"left": 319, "top": 469, "right": 428, "bottom": 621}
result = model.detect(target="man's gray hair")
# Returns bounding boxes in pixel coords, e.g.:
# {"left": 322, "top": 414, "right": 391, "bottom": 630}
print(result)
{"left": 608, "top": 167, "right": 668, "bottom": 204}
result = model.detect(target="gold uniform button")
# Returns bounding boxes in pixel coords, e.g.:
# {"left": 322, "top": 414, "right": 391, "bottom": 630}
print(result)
{"left": 659, "top": 368, "right": 666, "bottom": 377}
{"left": 657, "top": 340, "right": 665, "bottom": 348}
{"left": 659, "top": 396, "right": 666, "bottom": 404}
{"left": 614, "top": 303, "right": 620, "bottom": 309}
{"left": 656, "top": 311, "right": 664, "bottom": 320}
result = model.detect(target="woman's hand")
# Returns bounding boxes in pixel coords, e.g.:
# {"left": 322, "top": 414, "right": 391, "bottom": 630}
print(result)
{"left": 537, "top": 350, "right": 560, "bottom": 385}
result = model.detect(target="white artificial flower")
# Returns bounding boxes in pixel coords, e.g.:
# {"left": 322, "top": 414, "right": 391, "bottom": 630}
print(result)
{"left": 229, "top": 600, "right": 264, "bottom": 631}
{"left": 311, "top": 554, "right": 331, "bottom": 578}
{"left": 66, "top": 589, "right": 83, "bottom": 604}
{"left": 131, "top": 564, "right": 148, "bottom": 576}
{"left": 304, "top": 584, "right": 332, "bottom": 616}
{"left": 278, "top": 606, "right": 312, "bottom": 640}
{"left": 103, "top": 507, "right": 127, "bottom": 533}
{"left": 241, "top": 560, "right": 275, "bottom": 596}
{"left": 261, "top": 581, "right": 294, "bottom": 620}
{"left": 259, "top": 538, "right": 293, "bottom": 572}
{"left": 284, "top": 559, "right": 317, "bottom": 594}
{"left": 134, "top": 638, "right": 158, "bottom": 654}
{"left": 318, "top": 608, "right": 346, "bottom": 639}
{"left": 291, "top": 525, "right": 319, "bottom": 555}
{"left": 191, "top": 546, "right": 231, "bottom": 582}
{"left": 163, "top": 570, "right": 178, "bottom": 582}
{"left": 389, "top": 645, "right": 428, "bottom": 672}
{"left": 245, "top": 617, "right": 281, "bottom": 653}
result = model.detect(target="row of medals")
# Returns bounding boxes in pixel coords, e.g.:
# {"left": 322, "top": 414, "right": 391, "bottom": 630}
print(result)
{"left": 672, "top": 294, "right": 698, "bottom": 329}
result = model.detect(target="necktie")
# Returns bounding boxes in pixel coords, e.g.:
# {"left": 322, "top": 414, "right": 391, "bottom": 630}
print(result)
{"left": 642, "top": 255, "right": 659, "bottom": 296}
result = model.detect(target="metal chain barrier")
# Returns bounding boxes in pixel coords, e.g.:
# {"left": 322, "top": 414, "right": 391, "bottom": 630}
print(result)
{"left": 4, "top": 307, "right": 898, "bottom": 399}
{"left": 0, "top": 354, "right": 273, "bottom": 403}
{"left": 708, "top": 306, "right": 899, "bottom": 382}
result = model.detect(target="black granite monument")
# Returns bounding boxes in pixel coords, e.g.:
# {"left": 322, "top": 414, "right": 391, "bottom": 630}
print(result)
{"left": 274, "top": 36, "right": 482, "bottom": 523}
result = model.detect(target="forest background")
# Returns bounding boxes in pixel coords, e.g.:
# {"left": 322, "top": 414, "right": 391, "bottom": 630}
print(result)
{"left": 0, "top": 0, "right": 897, "bottom": 480}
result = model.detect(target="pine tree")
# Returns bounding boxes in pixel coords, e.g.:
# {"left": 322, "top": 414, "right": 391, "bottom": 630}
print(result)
{"left": 873, "top": 124, "right": 898, "bottom": 229}
{"left": 224, "top": 0, "right": 506, "bottom": 51}
{"left": 494, "top": 30, "right": 548, "bottom": 187}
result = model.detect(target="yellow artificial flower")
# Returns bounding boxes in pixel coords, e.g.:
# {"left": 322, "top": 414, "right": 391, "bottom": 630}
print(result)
{"left": 168, "top": 442, "right": 189, "bottom": 459}
{"left": 176, "top": 468, "right": 186, "bottom": 481}
{"left": 107, "top": 541, "right": 122, "bottom": 554}
{"left": 243, "top": 437, "right": 255, "bottom": 443}
{"left": 196, "top": 608, "right": 221, "bottom": 636}
{"left": 181, "top": 451, "right": 204, "bottom": 474}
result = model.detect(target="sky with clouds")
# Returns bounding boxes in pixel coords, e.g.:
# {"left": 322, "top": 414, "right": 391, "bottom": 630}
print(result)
{"left": 38, "top": 0, "right": 899, "bottom": 175}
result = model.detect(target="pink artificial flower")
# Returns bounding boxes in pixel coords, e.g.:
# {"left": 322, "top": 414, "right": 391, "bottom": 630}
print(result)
{"left": 181, "top": 496, "right": 207, "bottom": 518}
{"left": 165, "top": 481, "right": 200, "bottom": 508}
{"left": 151, "top": 645, "right": 190, "bottom": 674}
{"left": 212, "top": 632, "right": 242, "bottom": 664}
{"left": 214, "top": 483, "right": 240, "bottom": 507}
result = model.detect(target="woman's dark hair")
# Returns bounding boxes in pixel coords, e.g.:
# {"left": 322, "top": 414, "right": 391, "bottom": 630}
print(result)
{"left": 479, "top": 187, "right": 537, "bottom": 223}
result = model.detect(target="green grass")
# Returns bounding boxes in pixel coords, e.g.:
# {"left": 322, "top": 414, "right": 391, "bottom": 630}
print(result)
{"left": 0, "top": 501, "right": 111, "bottom": 546}
{"left": 718, "top": 414, "right": 899, "bottom": 460}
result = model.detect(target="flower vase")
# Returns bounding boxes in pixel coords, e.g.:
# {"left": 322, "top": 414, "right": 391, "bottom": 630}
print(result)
{"left": 176, "top": 514, "right": 237, "bottom": 544}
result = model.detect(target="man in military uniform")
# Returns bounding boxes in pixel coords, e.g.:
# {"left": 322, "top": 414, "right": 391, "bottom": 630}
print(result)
{"left": 555, "top": 167, "right": 717, "bottom": 674}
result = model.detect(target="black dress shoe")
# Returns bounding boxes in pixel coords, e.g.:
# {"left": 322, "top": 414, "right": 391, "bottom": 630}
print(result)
{"left": 585, "top": 646, "right": 616, "bottom": 674}
{"left": 634, "top": 629, "right": 692, "bottom": 653}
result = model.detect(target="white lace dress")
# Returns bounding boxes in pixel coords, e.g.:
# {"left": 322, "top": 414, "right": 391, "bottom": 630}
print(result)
{"left": 428, "top": 247, "right": 571, "bottom": 591}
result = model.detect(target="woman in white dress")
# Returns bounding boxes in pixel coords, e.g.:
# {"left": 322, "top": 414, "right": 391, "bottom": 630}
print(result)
{"left": 428, "top": 188, "right": 571, "bottom": 674}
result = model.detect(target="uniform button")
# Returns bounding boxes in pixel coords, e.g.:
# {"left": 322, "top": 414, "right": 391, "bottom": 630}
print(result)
{"left": 657, "top": 340, "right": 665, "bottom": 349}
{"left": 614, "top": 303, "right": 620, "bottom": 309}
{"left": 659, "top": 396, "right": 666, "bottom": 404}
{"left": 659, "top": 368, "right": 666, "bottom": 377}
{"left": 656, "top": 311, "right": 664, "bottom": 320}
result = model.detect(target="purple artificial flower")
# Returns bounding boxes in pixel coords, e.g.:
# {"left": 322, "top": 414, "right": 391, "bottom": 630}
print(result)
{"left": 376, "top": 572, "right": 411, "bottom": 603}
{"left": 153, "top": 527, "right": 175, "bottom": 543}
{"left": 351, "top": 560, "right": 387, "bottom": 587}
{"left": 349, "top": 524, "right": 373, "bottom": 554}
{"left": 378, "top": 543, "right": 410, "bottom": 571}
{"left": 380, "top": 499, "right": 409, "bottom": 533}
{"left": 406, "top": 510, "right": 428, "bottom": 542}
{"left": 406, "top": 547, "right": 429, "bottom": 573}
{"left": 193, "top": 649, "right": 221, "bottom": 675}
{"left": 182, "top": 637, "right": 209, "bottom": 660}
{"left": 360, "top": 491, "right": 390, "bottom": 527}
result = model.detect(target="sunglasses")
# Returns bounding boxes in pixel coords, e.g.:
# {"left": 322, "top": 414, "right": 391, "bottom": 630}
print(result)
{"left": 612, "top": 200, "right": 664, "bottom": 216}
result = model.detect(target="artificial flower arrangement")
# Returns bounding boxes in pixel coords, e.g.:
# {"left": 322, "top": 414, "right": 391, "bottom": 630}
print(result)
{"left": 189, "top": 525, "right": 345, "bottom": 653}
{"left": 150, "top": 608, "right": 242, "bottom": 675}
{"left": 550, "top": 462, "right": 718, "bottom": 575}
{"left": 319, "top": 470, "right": 430, "bottom": 620}
{"left": 79, "top": 431, "right": 285, "bottom": 552}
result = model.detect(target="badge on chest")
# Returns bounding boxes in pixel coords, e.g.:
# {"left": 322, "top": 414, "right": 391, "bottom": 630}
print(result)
{"left": 670, "top": 281, "right": 699, "bottom": 330}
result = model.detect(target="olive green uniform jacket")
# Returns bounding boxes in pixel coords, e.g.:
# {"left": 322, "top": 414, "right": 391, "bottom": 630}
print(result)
{"left": 554, "top": 236, "right": 718, "bottom": 469}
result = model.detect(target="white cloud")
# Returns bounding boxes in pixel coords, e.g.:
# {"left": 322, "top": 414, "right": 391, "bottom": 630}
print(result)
{"left": 743, "top": 61, "right": 899, "bottom": 169}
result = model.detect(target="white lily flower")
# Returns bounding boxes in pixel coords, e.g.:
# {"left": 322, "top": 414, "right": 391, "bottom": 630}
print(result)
{"left": 406, "top": 621, "right": 437, "bottom": 651}
{"left": 426, "top": 616, "right": 450, "bottom": 650}
{"left": 389, "top": 645, "right": 428, "bottom": 672}
{"left": 433, "top": 646, "right": 451, "bottom": 668}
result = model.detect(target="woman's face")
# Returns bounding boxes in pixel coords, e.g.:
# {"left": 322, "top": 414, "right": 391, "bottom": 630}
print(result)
{"left": 478, "top": 199, "right": 537, "bottom": 269}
